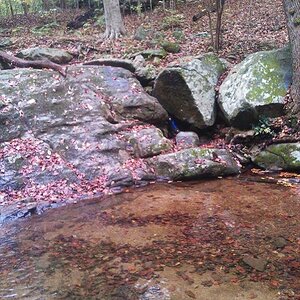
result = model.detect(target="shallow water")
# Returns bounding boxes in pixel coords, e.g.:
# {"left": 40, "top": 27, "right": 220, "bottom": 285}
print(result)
{"left": 0, "top": 178, "right": 299, "bottom": 299}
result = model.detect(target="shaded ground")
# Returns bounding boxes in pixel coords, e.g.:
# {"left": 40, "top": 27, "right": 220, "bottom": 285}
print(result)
{"left": 0, "top": 178, "right": 299, "bottom": 299}
{"left": 0, "top": 0, "right": 288, "bottom": 65}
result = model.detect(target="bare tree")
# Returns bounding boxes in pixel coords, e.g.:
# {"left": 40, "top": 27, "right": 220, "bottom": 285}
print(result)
{"left": 103, "top": 0, "right": 125, "bottom": 39}
{"left": 283, "top": 0, "right": 300, "bottom": 114}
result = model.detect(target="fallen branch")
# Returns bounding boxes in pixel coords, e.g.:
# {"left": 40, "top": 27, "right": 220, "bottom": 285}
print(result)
{"left": 0, "top": 50, "right": 66, "bottom": 77}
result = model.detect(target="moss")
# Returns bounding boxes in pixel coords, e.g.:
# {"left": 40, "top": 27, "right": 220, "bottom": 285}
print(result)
{"left": 293, "top": 17, "right": 300, "bottom": 26}
{"left": 254, "top": 143, "right": 300, "bottom": 170}
{"left": 246, "top": 53, "right": 288, "bottom": 104}
{"left": 200, "top": 53, "right": 226, "bottom": 75}
{"left": 161, "top": 41, "right": 181, "bottom": 53}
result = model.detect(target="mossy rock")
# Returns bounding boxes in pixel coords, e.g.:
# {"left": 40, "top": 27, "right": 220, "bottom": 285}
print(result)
{"left": 153, "top": 53, "right": 226, "bottom": 129}
{"left": 253, "top": 143, "right": 300, "bottom": 171}
{"left": 218, "top": 47, "right": 292, "bottom": 129}
{"left": 161, "top": 41, "right": 181, "bottom": 53}
{"left": 147, "top": 147, "right": 240, "bottom": 180}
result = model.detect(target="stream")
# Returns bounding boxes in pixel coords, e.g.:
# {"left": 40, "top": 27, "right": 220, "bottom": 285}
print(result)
{"left": 0, "top": 177, "right": 299, "bottom": 299}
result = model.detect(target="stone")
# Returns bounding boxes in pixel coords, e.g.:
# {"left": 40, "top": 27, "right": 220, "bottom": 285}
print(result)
{"left": 243, "top": 255, "right": 268, "bottom": 272}
{"left": 84, "top": 58, "right": 136, "bottom": 73}
{"left": 253, "top": 143, "right": 300, "bottom": 171}
{"left": 147, "top": 148, "right": 240, "bottom": 180}
{"left": 272, "top": 237, "right": 288, "bottom": 249}
{"left": 153, "top": 53, "right": 226, "bottom": 129}
{"left": 134, "top": 64, "right": 157, "bottom": 86}
{"left": 127, "top": 128, "right": 172, "bottom": 158}
{"left": 218, "top": 47, "right": 292, "bottom": 129}
{"left": 134, "top": 26, "right": 153, "bottom": 41}
{"left": 175, "top": 131, "right": 200, "bottom": 148}
{"left": 172, "top": 30, "right": 185, "bottom": 41}
{"left": 133, "top": 55, "right": 146, "bottom": 68}
{"left": 17, "top": 47, "right": 73, "bottom": 64}
{"left": 0, "top": 66, "right": 168, "bottom": 180}
{"left": 0, "top": 38, "right": 12, "bottom": 48}
{"left": 107, "top": 169, "right": 133, "bottom": 187}
{"left": 161, "top": 41, "right": 181, "bottom": 53}
{"left": 131, "top": 49, "right": 167, "bottom": 60}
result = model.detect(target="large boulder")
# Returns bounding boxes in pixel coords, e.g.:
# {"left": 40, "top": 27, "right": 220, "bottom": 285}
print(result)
{"left": 147, "top": 148, "right": 240, "bottom": 180}
{"left": 218, "top": 47, "right": 292, "bottom": 129}
{"left": 253, "top": 143, "right": 300, "bottom": 171}
{"left": 0, "top": 66, "right": 168, "bottom": 180}
{"left": 84, "top": 58, "right": 136, "bottom": 73}
{"left": 17, "top": 47, "right": 73, "bottom": 64}
{"left": 153, "top": 53, "right": 226, "bottom": 129}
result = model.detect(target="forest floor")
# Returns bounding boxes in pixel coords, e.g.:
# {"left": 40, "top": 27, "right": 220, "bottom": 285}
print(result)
{"left": 0, "top": 0, "right": 288, "bottom": 67}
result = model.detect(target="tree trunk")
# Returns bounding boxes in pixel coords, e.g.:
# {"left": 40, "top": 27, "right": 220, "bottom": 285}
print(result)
{"left": 103, "top": 0, "right": 125, "bottom": 39}
{"left": 21, "top": 1, "right": 29, "bottom": 15}
{"left": 42, "top": 0, "right": 50, "bottom": 10}
{"left": 215, "top": 0, "right": 225, "bottom": 52}
{"left": 283, "top": 0, "right": 300, "bottom": 114}
{"left": 7, "top": 0, "right": 14, "bottom": 17}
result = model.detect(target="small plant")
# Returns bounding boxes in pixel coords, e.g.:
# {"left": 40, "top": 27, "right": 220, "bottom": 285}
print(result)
{"left": 253, "top": 117, "right": 275, "bottom": 137}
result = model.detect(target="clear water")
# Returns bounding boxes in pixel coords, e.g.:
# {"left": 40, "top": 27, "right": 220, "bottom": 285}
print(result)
{"left": 0, "top": 178, "right": 299, "bottom": 299}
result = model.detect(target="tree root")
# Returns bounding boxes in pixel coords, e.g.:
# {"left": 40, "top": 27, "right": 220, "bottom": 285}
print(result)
{"left": 0, "top": 50, "right": 67, "bottom": 77}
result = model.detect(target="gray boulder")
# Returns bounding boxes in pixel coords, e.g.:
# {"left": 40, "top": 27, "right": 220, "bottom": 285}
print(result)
{"left": 147, "top": 148, "right": 240, "bottom": 180}
{"left": 175, "top": 131, "right": 200, "bottom": 148}
{"left": 218, "top": 47, "right": 292, "bottom": 129}
{"left": 17, "top": 47, "right": 73, "bottom": 64}
{"left": 253, "top": 143, "right": 300, "bottom": 171}
{"left": 153, "top": 53, "right": 226, "bottom": 129}
{"left": 84, "top": 58, "right": 136, "bottom": 73}
{"left": 127, "top": 128, "right": 172, "bottom": 158}
{"left": 0, "top": 66, "right": 168, "bottom": 180}
{"left": 135, "top": 64, "right": 157, "bottom": 86}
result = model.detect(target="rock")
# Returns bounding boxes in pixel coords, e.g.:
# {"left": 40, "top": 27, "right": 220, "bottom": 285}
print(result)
{"left": 147, "top": 148, "right": 240, "bottom": 180}
{"left": 253, "top": 143, "right": 300, "bottom": 171}
{"left": 272, "top": 237, "right": 288, "bottom": 249}
{"left": 0, "top": 136, "right": 78, "bottom": 191}
{"left": 0, "top": 38, "right": 12, "bottom": 48}
{"left": 84, "top": 58, "right": 136, "bottom": 73}
{"left": 132, "top": 55, "right": 146, "bottom": 68}
{"left": 0, "top": 66, "right": 168, "bottom": 179}
{"left": 134, "top": 26, "right": 153, "bottom": 41}
{"left": 107, "top": 168, "right": 133, "bottom": 187}
{"left": 153, "top": 53, "right": 226, "bottom": 129}
{"left": 127, "top": 128, "right": 172, "bottom": 158}
{"left": 172, "top": 30, "right": 185, "bottom": 40}
{"left": 135, "top": 64, "right": 157, "bottom": 86}
{"left": 175, "top": 131, "right": 200, "bottom": 148}
{"left": 131, "top": 49, "right": 167, "bottom": 60}
{"left": 242, "top": 255, "right": 268, "bottom": 272}
{"left": 161, "top": 41, "right": 181, "bottom": 53}
{"left": 218, "top": 47, "right": 292, "bottom": 129}
{"left": 17, "top": 47, "right": 73, "bottom": 64}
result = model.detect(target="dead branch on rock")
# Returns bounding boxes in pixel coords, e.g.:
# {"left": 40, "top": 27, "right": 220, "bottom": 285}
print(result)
{"left": 0, "top": 51, "right": 67, "bottom": 77}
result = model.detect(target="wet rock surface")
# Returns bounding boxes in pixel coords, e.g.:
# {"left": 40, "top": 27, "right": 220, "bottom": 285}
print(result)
{"left": 0, "top": 179, "right": 299, "bottom": 299}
